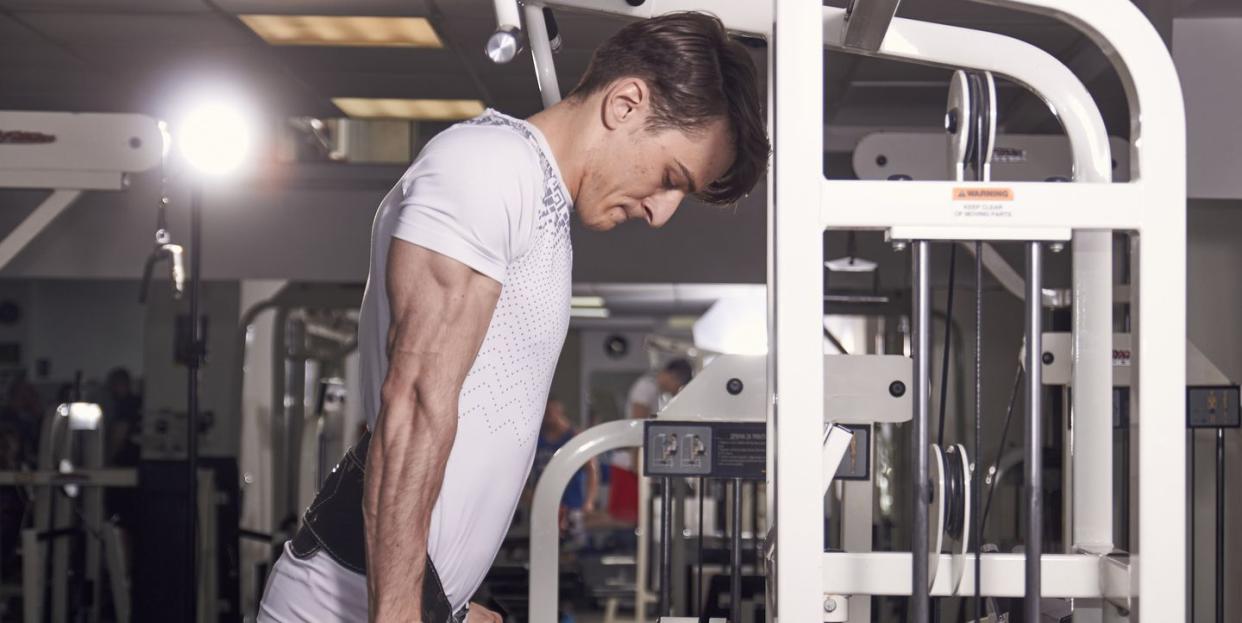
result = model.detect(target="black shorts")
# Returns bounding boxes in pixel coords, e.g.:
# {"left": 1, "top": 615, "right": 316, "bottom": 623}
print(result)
{"left": 287, "top": 431, "right": 459, "bottom": 622}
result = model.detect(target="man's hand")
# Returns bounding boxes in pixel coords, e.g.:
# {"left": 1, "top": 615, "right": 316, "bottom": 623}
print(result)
{"left": 364, "top": 240, "right": 502, "bottom": 622}
{"left": 465, "top": 602, "right": 503, "bottom": 623}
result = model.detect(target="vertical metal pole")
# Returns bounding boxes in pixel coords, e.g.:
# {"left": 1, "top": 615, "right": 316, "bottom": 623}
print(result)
{"left": 1071, "top": 232, "right": 1115, "bottom": 553}
{"left": 188, "top": 183, "right": 203, "bottom": 623}
{"left": 750, "top": 481, "right": 759, "bottom": 570}
{"left": 1024, "top": 242, "right": 1043, "bottom": 622}
{"left": 670, "top": 478, "right": 687, "bottom": 614}
{"left": 911, "top": 241, "right": 931, "bottom": 623}
{"left": 1216, "top": 428, "right": 1224, "bottom": 623}
{"left": 659, "top": 477, "right": 672, "bottom": 617}
{"left": 696, "top": 478, "right": 704, "bottom": 615}
{"left": 639, "top": 468, "right": 652, "bottom": 620}
{"left": 769, "top": 0, "right": 825, "bottom": 618}
{"left": 731, "top": 478, "right": 743, "bottom": 623}
{"left": 973, "top": 241, "right": 983, "bottom": 622}
{"left": 523, "top": 3, "right": 562, "bottom": 108}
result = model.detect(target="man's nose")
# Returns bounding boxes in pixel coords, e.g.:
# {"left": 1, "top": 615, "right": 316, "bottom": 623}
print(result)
{"left": 643, "top": 191, "right": 685, "bottom": 228}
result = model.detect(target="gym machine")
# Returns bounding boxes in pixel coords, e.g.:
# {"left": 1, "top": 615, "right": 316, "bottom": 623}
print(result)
{"left": 0, "top": 111, "right": 164, "bottom": 273}
{"left": 498, "top": 0, "right": 1187, "bottom": 621}
{"left": 230, "top": 282, "right": 364, "bottom": 614}
{"left": 0, "top": 403, "right": 132, "bottom": 623}
{"left": 0, "top": 392, "right": 232, "bottom": 623}
{"left": 529, "top": 353, "right": 911, "bottom": 621}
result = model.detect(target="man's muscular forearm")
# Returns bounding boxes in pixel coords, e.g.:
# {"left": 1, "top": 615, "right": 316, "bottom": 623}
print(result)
{"left": 363, "top": 239, "right": 502, "bottom": 622}
{"left": 364, "top": 387, "right": 456, "bottom": 621}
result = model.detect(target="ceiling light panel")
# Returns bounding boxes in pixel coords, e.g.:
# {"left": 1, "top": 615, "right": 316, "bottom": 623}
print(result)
{"left": 240, "top": 15, "right": 443, "bottom": 48}
{"left": 331, "top": 98, "right": 486, "bottom": 121}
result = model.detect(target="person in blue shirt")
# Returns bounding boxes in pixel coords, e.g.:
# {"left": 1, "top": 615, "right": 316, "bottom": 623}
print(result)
{"left": 531, "top": 398, "right": 599, "bottom": 544}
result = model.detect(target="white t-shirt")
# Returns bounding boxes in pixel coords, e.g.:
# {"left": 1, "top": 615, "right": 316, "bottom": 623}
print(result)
{"left": 319, "top": 110, "right": 572, "bottom": 613}
{"left": 611, "top": 375, "right": 662, "bottom": 471}
{"left": 626, "top": 374, "right": 662, "bottom": 419}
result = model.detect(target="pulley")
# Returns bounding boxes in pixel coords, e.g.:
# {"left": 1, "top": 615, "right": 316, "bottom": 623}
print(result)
{"left": 928, "top": 443, "right": 972, "bottom": 592}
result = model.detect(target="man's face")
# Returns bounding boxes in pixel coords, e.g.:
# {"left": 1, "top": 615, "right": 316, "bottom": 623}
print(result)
{"left": 577, "top": 114, "right": 735, "bottom": 232}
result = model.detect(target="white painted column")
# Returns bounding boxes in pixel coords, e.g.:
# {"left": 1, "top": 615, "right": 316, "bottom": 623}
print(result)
{"left": 770, "top": 0, "right": 825, "bottom": 619}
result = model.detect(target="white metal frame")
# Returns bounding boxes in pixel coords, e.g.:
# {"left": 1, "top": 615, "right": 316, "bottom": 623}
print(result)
{"left": 526, "top": 354, "right": 911, "bottom": 620}
{"left": 500, "top": 0, "right": 1185, "bottom": 620}
{"left": 0, "top": 111, "right": 162, "bottom": 272}
{"left": 812, "top": 3, "right": 1184, "bottom": 622}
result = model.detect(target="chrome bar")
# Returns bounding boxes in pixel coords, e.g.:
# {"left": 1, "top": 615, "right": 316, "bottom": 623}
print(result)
{"left": 911, "top": 240, "right": 931, "bottom": 623}
{"left": 842, "top": 0, "right": 903, "bottom": 51}
{"left": 731, "top": 478, "right": 743, "bottom": 622}
{"left": 1024, "top": 241, "right": 1043, "bottom": 621}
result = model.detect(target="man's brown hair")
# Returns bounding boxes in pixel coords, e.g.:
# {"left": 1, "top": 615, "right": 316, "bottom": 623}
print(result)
{"left": 568, "top": 12, "right": 770, "bottom": 205}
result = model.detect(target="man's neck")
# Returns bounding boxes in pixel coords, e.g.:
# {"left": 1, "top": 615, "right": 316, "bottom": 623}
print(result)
{"left": 526, "top": 101, "right": 589, "bottom": 203}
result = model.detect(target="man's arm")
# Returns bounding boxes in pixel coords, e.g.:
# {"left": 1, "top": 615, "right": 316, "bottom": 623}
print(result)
{"left": 583, "top": 457, "right": 600, "bottom": 513}
{"left": 364, "top": 239, "right": 502, "bottom": 622}
{"left": 628, "top": 376, "right": 659, "bottom": 420}
{"left": 629, "top": 403, "right": 652, "bottom": 420}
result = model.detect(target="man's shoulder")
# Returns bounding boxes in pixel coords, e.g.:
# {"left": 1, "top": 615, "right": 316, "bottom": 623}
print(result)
{"left": 418, "top": 113, "right": 542, "bottom": 172}
{"left": 628, "top": 375, "right": 659, "bottom": 400}
{"left": 391, "top": 114, "right": 545, "bottom": 206}
{"left": 634, "top": 374, "right": 658, "bottom": 389}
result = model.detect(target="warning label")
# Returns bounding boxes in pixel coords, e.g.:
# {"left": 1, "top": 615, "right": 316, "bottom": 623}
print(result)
{"left": 952, "top": 187, "right": 1014, "bottom": 201}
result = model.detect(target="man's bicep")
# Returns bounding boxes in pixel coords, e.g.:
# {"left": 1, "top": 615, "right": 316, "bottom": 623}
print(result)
{"left": 384, "top": 238, "right": 501, "bottom": 404}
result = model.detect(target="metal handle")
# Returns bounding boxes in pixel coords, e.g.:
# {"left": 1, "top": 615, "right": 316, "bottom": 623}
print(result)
{"left": 524, "top": 3, "right": 562, "bottom": 107}
{"left": 485, "top": 0, "right": 523, "bottom": 64}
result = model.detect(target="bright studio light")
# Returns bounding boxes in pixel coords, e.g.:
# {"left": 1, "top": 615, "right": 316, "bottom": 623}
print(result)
{"left": 177, "top": 100, "right": 252, "bottom": 176}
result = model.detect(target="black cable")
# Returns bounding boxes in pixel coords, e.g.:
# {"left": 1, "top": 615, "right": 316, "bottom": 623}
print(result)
{"left": 1191, "top": 430, "right": 1196, "bottom": 623}
{"left": 980, "top": 365, "right": 1023, "bottom": 534}
{"left": 824, "top": 327, "right": 850, "bottom": 356}
{"left": 937, "top": 245, "right": 958, "bottom": 447}
{"left": 659, "top": 477, "right": 672, "bottom": 616}
{"left": 1216, "top": 428, "right": 1225, "bottom": 623}
{"left": 943, "top": 449, "right": 966, "bottom": 541}
{"left": 697, "top": 478, "right": 704, "bottom": 617}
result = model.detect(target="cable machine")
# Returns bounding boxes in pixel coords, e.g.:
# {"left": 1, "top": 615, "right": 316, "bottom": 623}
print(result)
{"left": 496, "top": 0, "right": 1187, "bottom": 621}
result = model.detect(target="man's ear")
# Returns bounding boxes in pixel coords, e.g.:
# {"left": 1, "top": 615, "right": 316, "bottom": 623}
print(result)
{"left": 601, "top": 77, "right": 649, "bottom": 130}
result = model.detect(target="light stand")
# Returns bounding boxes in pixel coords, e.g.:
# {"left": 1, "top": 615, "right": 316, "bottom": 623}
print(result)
{"left": 186, "top": 182, "right": 204, "bottom": 623}
{"left": 171, "top": 95, "right": 250, "bottom": 622}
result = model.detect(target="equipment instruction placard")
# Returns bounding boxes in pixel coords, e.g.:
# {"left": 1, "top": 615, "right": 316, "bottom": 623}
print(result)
{"left": 711, "top": 423, "right": 766, "bottom": 480}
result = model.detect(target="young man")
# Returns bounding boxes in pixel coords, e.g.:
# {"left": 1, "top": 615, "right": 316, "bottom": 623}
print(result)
{"left": 626, "top": 358, "right": 694, "bottom": 421}
{"left": 606, "top": 359, "right": 694, "bottom": 521}
{"left": 259, "top": 11, "right": 768, "bottom": 623}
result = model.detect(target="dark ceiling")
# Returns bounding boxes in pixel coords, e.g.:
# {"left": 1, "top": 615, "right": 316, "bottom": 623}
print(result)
{"left": 0, "top": 0, "right": 1199, "bottom": 140}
